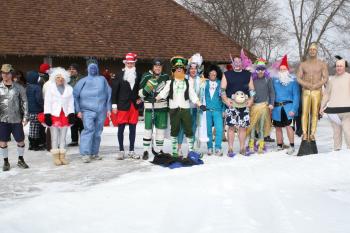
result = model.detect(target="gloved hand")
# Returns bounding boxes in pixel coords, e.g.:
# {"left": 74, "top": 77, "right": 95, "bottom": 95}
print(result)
{"left": 68, "top": 113, "right": 76, "bottom": 125}
{"left": 200, "top": 105, "right": 207, "bottom": 111}
{"left": 143, "top": 79, "right": 158, "bottom": 94}
{"left": 44, "top": 114, "right": 52, "bottom": 126}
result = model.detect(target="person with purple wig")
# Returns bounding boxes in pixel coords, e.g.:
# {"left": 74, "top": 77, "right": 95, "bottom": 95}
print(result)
{"left": 246, "top": 58, "right": 275, "bottom": 154}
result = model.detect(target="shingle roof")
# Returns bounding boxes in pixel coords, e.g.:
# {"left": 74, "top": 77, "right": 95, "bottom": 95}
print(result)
{"left": 0, "top": 0, "right": 254, "bottom": 62}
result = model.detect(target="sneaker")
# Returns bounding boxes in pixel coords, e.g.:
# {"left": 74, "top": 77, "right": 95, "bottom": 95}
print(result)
{"left": 17, "top": 160, "right": 29, "bottom": 169}
{"left": 3, "top": 161, "right": 10, "bottom": 171}
{"left": 91, "top": 155, "right": 102, "bottom": 160}
{"left": 129, "top": 151, "right": 140, "bottom": 159}
{"left": 227, "top": 149, "right": 236, "bottom": 157}
{"left": 276, "top": 145, "right": 284, "bottom": 151}
{"left": 264, "top": 136, "right": 275, "bottom": 142}
{"left": 142, "top": 151, "right": 149, "bottom": 160}
{"left": 286, "top": 147, "right": 295, "bottom": 155}
{"left": 116, "top": 151, "right": 125, "bottom": 160}
{"left": 215, "top": 149, "right": 223, "bottom": 156}
{"left": 68, "top": 142, "right": 79, "bottom": 147}
{"left": 81, "top": 156, "right": 92, "bottom": 163}
{"left": 207, "top": 149, "right": 213, "bottom": 156}
{"left": 239, "top": 149, "right": 247, "bottom": 156}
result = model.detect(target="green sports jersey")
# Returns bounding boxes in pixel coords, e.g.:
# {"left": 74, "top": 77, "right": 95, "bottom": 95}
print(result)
{"left": 140, "top": 71, "right": 169, "bottom": 111}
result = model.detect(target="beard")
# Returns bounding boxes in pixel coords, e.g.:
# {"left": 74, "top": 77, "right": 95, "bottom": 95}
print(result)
{"left": 278, "top": 71, "right": 292, "bottom": 86}
{"left": 173, "top": 70, "right": 185, "bottom": 80}
{"left": 124, "top": 66, "right": 136, "bottom": 89}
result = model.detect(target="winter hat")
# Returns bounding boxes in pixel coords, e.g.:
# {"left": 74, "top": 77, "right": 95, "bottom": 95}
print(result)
{"left": 39, "top": 63, "right": 51, "bottom": 74}
{"left": 123, "top": 53, "right": 137, "bottom": 63}
{"left": 279, "top": 55, "right": 289, "bottom": 70}
{"left": 152, "top": 58, "right": 163, "bottom": 66}
{"left": 69, "top": 63, "right": 79, "bottom": 71}
{"left": 1, "top": 64, "right": 14, "bottom": 73}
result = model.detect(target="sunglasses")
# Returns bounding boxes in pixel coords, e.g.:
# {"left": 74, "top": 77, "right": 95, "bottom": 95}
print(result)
{"left": 256, "top": 67, "right": 266, "bottom": 71}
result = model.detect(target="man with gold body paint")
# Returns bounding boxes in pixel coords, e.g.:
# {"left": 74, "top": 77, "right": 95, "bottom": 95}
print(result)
{"left": 296, "top": 43, "right": 328, "bottom": 141}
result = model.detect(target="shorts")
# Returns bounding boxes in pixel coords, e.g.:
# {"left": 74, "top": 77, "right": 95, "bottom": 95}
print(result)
{"left": 225, "top": 107, "right": 250, "bottom": 128}
{"left": 0, "top": 122, "right": 25, "bottom": 142}
{"left": 144, "top": 110, "right": 168, "bottom": 129}
{"left": 273, "top": 107, "right": 292, "bottom": 127}
{"left": 114, "top": 103, "right": 139, "bottom": 126}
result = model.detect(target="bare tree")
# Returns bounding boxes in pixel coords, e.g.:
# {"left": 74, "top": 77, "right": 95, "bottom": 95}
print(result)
{"left": 181, "top": 0, "right": 285, "bottom": 62}
{"left": 288, "top": 0, "right": 350, "bottom": 61}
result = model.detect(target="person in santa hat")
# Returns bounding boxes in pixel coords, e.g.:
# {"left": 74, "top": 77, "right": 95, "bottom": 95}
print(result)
{"left": 271, "top": 55, "right": 300, "bottom": 155}
{"left": 156, "top": 56, "right": 206, "bottom": 158}
{"left": 41, "top": 67, "right": 75, "bottom": 165}
{"left": 112, "top": 53, "right": 142, "bottom": 160}
{"left": 38, "top": 63, "right": 51, "bottom": 87}
{"left": 246, "top": 58, "right": 275, "bottom": 155}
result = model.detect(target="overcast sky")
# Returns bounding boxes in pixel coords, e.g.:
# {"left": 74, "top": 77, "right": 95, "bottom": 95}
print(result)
{"left": 176, "top": 0, "right": 349, "bottom": 65}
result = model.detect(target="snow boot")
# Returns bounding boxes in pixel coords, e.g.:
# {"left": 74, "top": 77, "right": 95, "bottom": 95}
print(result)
{"left": 3, "top": 160, "right": 10, "bottom": 171}
{"left": 51, "top": 149, "right": 62, "bottom": 166}
{"left": 17, "top": 157, "right": 29, "bottom": 169}
{"left": 59, "top": 149, "right": 69, "bottom": 165}
{"left": 142, "top": 151, "right": 149, "bottom": 160}
{"left": 257, "top": 140, "right": 265, "bottom": 154}
{"left": 247, "top": 139, "right": 255, "bottom": 154}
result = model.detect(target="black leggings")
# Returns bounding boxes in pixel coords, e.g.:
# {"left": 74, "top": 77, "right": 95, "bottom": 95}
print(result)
{"left": 118, "top": 124, "right": 136, "bottom": 151}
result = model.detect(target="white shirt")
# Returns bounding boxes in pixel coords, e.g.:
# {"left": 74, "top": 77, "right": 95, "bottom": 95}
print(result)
{"left": 157, "top": 79, "right": 199, "bottom": 109}
{"left": 209, "top": 80, "right": 217, "bottom": 99}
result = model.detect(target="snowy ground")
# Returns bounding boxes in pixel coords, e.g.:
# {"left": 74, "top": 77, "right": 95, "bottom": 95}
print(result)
{"left": 1, "top": 119, "right": 350, "bottom": 233}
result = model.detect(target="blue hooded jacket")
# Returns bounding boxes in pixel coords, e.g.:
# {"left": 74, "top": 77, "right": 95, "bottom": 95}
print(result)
{"left": 73, "top": 63, "right": 111, "bottom": 113}
{"left": 26, "top": 71, "right": 44, "bottom": 113}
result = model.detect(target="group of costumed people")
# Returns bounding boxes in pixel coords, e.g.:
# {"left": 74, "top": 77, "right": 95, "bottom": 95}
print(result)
{"left": 1, "top": 42, "right": 350, "bottom": 171}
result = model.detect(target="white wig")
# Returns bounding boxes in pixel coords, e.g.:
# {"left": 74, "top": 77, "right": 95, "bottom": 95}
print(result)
{"left": 49, "top": 67, "right": 71, "bottom": 84}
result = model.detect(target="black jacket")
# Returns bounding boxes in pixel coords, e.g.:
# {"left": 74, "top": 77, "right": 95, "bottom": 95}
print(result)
{"left": 111, "top": 70, "right": 142, "bottom": 110}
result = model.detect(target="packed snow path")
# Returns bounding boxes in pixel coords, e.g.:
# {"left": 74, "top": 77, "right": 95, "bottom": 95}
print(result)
{"left": 1, "top": 119, "right": 350, "bottom": 233}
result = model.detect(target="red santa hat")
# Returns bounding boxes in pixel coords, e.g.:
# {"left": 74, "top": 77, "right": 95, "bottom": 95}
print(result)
{"left": 123, "top": 53, "right": 137, "bottom": 63}
{"left": 279, "top": 55, "right": 289, "bottom": 70}
{"left": 39, "top": 63, "right": 50, "bottom": 74}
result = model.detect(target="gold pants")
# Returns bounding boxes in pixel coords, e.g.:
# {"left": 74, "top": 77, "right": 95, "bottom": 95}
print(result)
{"left": 301, "top": 89, "right": 322, "bottom": 139}
{"left": 247, "top": 102, "right": 271, "bottom": 139}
